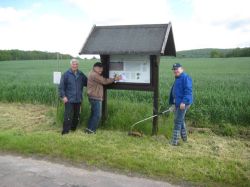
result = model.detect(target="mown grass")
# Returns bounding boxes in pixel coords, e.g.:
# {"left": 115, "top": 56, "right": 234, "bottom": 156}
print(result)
{"left": 0, "top": 102, "right": 249, "bottom": 187}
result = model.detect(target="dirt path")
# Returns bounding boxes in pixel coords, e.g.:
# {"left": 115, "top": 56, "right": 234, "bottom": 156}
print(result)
{"left": 0, "top": 155, "right": 178, "bottom": 187}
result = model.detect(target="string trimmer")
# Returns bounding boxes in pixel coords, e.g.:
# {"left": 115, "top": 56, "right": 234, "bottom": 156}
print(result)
{"left": 128, "top": 107, "right": 173, "bottom": 137}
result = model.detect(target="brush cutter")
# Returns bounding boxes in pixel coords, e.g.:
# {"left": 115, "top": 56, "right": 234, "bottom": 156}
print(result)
{"left": 128, "top": 106, "right": 174, "bottom": 137}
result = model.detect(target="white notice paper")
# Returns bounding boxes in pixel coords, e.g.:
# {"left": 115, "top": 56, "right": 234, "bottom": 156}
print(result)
{"left": 109, "top": 55, "right": 150, "bottom": 83}
{"left": 53, "top": 72, "right": 61, "bottom": 84}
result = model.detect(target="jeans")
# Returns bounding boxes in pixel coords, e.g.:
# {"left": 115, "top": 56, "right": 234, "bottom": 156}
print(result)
{"left": 87, "top": 98, "right": 102, "bottom": 132}
{"left": 171, "top": 106, "right": 188, "bottom": 145}
{"left": 62, "top": 102, "right": 81, "bottom": 134}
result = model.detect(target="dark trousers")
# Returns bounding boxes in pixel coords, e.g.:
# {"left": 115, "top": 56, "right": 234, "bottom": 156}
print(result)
{"left": 62, "top": 102, "right": 81, "bottom": 134}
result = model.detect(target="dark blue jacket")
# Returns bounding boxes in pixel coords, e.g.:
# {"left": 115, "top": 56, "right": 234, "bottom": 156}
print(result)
{"left": 169, "top": 72, "right": 193, "bottom": 106}
{"left": 59, "top": 69, "right": 87, "bottom": 103}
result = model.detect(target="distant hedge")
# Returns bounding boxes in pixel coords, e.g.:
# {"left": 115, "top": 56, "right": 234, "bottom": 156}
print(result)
{"left": 210, "top": 47, "right": 250, "bottom": 58}
{"left": 225, "top": 47, "right": 250, "bottom": 57}
{"left": 0, "top": 50, "right": 72, "bottom": 61}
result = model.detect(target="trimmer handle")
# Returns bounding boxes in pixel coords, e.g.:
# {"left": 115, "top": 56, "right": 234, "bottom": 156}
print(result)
{"left": 157, "top": 108, "right": 171, "bottom": 115}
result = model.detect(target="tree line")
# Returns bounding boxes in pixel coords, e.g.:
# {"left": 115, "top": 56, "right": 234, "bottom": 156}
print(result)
{"left": 1, "top": 48, "right": 249, "bottom": 61}
{"left": 210, "top": 47, "right": 250, "bottom": 58}
{"left": 0, "top": 50, "right": 72, "bottom": 61}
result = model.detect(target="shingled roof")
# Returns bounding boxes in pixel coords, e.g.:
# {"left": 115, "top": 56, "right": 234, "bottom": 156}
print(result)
{"left": 79, "top": 23, "right": 176, "bottom": 56}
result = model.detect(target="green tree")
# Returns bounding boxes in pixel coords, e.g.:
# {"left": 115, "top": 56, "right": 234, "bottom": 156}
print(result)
{"left": 210, "top": 50, "right": 224, "bottom": 58}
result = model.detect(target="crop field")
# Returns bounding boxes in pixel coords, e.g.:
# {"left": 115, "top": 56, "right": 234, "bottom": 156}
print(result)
{"left": 0, "top": 57, "right": 249, "bottom": 134}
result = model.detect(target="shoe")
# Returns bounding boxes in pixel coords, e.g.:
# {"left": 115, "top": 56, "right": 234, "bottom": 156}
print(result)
{"left": 182, "top": 139, "right": 188, "bottom": 143}
{"left": 84, "top": 128, "right": 95, "bottom": 134}
{"left": 169, "top": 140, "right": 179, "bottom": 146}
{"left": 61, "top": 131, "right": 69, "bottom": 135}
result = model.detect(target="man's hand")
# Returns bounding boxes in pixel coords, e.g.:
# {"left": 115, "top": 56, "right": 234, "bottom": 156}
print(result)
{"left": 114, "top": 75, "right": 121, "bottom": 81}
{"left": 180, "top": 103, "right": 185, "bottom": 110}
{"left": 62, "top": 97, "right": 68, "bottom": 104}
{"left": 169, "top": 105, "right": 175, "bottom": 112}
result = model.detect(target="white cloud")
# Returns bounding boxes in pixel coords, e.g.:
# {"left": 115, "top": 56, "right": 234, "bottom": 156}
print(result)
{"left": 0, "top": 5, "right": 91, "bottom": 56}
{"left": 191, "top": 0, "right": 250, "bottom": 25}
{"left": 0, "top": 0, "right": 249, "bottom": 56}
{"left": 173, "top": 0, "right": 250, "bottom": 50}
{"left": 66, "top": 0, "right": 173, "bottom": 25}
{"left": 0, "top": 7, "right": 31, "bottom": 23}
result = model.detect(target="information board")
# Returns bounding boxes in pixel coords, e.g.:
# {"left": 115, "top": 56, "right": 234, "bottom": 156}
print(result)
{"left": 109, "top": 55, "right": 150, "bottom": 83}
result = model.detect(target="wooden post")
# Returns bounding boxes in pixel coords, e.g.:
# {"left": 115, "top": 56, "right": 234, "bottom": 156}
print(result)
{"left": 151, "top": 55, "right": 160, "bottom": 135}
{"left": 100, "top": 55, "right": 110, "bottom": 123}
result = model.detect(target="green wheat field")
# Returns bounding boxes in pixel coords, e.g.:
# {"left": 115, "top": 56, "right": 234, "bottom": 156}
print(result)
{"left": 0, "top": 57, "right": 250, "bottom": 128}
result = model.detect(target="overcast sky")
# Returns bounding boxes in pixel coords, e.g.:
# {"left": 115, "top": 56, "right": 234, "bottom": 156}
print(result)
{"left": 0, "top": 0, "right": 249, "bottom": 57}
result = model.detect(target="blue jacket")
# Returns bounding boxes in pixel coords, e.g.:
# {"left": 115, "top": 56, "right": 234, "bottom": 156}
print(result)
{"left": 59, "top": 69, "right": 87, "bottom": 103}
{"left": 169, "top": 72, "right": 193, "bottom": 106}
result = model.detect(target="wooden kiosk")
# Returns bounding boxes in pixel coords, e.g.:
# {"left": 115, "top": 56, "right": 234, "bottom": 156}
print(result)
{"left": 79, "top": 23, "right": 176, "bottom": 135}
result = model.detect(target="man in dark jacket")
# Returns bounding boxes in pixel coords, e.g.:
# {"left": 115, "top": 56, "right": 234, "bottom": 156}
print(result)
{"left": 169, "top": 63, "right": 193, "bottom": 145}
{"left": 59, "top": 59, "right": 87, "bottom": 135}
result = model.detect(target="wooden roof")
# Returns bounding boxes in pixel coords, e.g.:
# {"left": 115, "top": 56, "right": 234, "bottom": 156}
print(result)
{"left": 79, "top": 23, "right": 176, "bottom": 56}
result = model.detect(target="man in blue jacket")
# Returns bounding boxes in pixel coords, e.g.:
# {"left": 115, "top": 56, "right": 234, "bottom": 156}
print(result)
{"left": 169, "top": 63, "right": 193, "bottom": 145}
{"left": 59, "top": 59, "right": 87, "bottom": 135}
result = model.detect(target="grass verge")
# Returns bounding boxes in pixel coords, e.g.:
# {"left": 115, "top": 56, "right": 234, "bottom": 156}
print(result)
{"left": 0, "top": 102, "right": 249, "bottom": 187}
